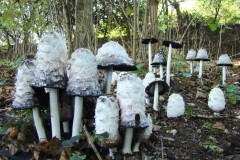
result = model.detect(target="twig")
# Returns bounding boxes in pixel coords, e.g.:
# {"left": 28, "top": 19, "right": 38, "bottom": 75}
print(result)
{"left": 190, "top": 114, "right": 233, "bottom": 119}
{"left": 83, "top": 125, "right": 102, "bottom": 160}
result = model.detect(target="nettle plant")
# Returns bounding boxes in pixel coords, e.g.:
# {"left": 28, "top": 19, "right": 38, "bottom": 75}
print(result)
{"left": 223, "top": 84, "right": 240, "bottom": 105}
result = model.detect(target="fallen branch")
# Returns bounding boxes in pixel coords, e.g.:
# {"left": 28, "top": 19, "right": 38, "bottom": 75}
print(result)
{"left": 83, "top": 125, "right": 102, "bottom": 160}
{"left": 190, "top": 114, "right": 233, "bottom": 119}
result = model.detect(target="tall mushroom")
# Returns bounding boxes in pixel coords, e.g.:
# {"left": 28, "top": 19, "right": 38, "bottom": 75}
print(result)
{"left": 167, "top": 93, "right": 185, "bottom": 118}
{"left": 67, "top": 48, "right": 102, "bottom": 138}
{"left": 141, "top": 38, "right": 158, "bottom": 72}
{"left": 208, "top": 87, "right": 226, "bottom": 112}
{"left": 12, "top": 58, "right": 46, "bottom": 142}
{"left": 163, "top": 40, "right": 183, "bottom": 86}
{"left": 117, "top": 72, "right": 148, "bottom": 154}
{"left": 151, "top": 50, "right": 167, "bottom": 80}
{"left": 186, "top": 49, "right": 197, "bottom": 75}
{"left": 96, "top": 41, "right": 137, "bottom": 94}
{"left": 195, "top": 48, "right": 210, "bottom": 79}
{"left": 217, "top": 54, "right": 233, "bottom": 84}
{"left": 32, "top": 32, "right": 68, "bottom": 139}
{"left": 95, "top": 95, "right": 120, "bottom": 158}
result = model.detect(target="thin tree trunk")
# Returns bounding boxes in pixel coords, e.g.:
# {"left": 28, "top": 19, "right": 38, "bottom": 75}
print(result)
{"left": 132, "top": 0, "right": 138, "bottom": 63}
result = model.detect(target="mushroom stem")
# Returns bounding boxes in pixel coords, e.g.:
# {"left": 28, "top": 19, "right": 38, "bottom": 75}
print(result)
{"left": 166, "top": 44, "right": 172, "bottom": 86}
{"left": 49, "top": 88, "right": 61, "bottom": 139}
{"left": 133, "top": 141, "right": 140, "bottom": 152}
{"left": 190, "top": 61, "right": 194, "bottom": 74}
{"left": 222, "top": 66, "right": 227, "bottom": 85}
{"left": 32, "top": 107, "right": 47, "bottom": 142}
{"left": 109, "top": 147, "right": 117, "bottom": 159}
{"left": 103, "top": 67, "right": 113, "bottom": 94}
{"left": 148, "top": 43, "right": 153, "bottom": 72}
{"left": 72, "top": 96, "right": 83, "bottom": 137}
{"left": 63, "top": 121, "right": 70, "bottom": 133}
{"left": 159, "top": 65, "right": 164, "bottom": 80}
{"left": 153, "top": 82, "right": 159, "bottom": 111}
{"left": 122, "top": 128, "right": 133, "bottom": 154}
{"left": 198, "top": 60, "right": 203, "bottom": 78}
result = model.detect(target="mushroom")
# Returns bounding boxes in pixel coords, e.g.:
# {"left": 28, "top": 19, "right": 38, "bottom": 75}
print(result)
{"left": 117, "top": 72, "right": 148, "bottom": 154}
{"left": 208, "top": 87, "right": 226, "bottom": 112}
{"left": 96, "top": 41, "right": 137, "bottom": 94}
{"left": 133, "top": 114, "right": 152, "bottom": 152}
{"left": 195, "top": 48, "right": 210, "bottom": 78}
{"left": 143, "top": 72, "right": 169, "bottom": 111}
{"left": 141, "top": 38, "right": 158, "bottom": 72}
{"left": 217, "top": 54, "right": 233, "bottom": 84}
{"left": 32, "top": 32, "right": 68, "bottom": 139}
{"left": 163, "top": 40, "right": 183, "bottom": 86}
{"left": 186, "top": 49, "right": 197, "bottom": 75}
{"left": 67, "top": 48, "right": 102, "bottom": 138}
{"left": 151, "top": 50, "right": 167, "bottom": 80}
{"left": 167, "top": 93, "right": 185, "bottom": 118}
{"left": 12, "top": 58, "right": 46, "bottom": 142}
{"left": 95, "top": 95, "right": 120, "bottom": 158}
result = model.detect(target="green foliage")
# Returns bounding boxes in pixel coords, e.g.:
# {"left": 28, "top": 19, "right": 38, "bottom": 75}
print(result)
{"left": 62, "top": 136, "right": 80, "bottom": 148}
{"left": 202, "top": 141, "right": 221, "bottom": 152}
{"left": 70, "top": 152, "right": 86, "bottom": 160}
{"left": 223, "top": 84, "right": 240, "bottom": 105}
{"left": 0, "top": 79, "right": 8, "bottom": 87}
{"left": 11, "top": 54, "right": 27, "bottom": 69}
{"left": 202, "top": 121, "right": 213, "bottom": 129}
{"left": 185, "top": 108, "right": 194, "bottom": 115}
{"left": 133, "top": 63, "right": 147, "bottom": 77}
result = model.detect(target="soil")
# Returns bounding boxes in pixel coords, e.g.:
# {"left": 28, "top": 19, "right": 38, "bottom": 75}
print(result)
{"left": 0, "top": 61, "right": 239, "bottom": 160}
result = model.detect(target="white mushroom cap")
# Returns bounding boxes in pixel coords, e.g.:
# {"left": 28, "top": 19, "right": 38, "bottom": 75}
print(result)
{"left": 143, "top": 72, "right": 155, "bottom": 88}
{"left": 117, "top": 72, "right": 148, "bottom": 128}
{"left": 186, "top": 49, "right": 196, "bottom": 60}
{"left": 67, "top": 48, "right": 102, "bottom": 96}
{"left": 167, "top": 93, "right": 185, "bottom": 118}
{"left": 95, "top": 95, "right": 120, "bottom": 147}
{"left": 217, "top": 54, "right": 232, "bottom": 65}
{"left": 96, "top": 41, "right": 136, "bottom": 71}
{"left": 32, "top": 32, "right": 68, "bottom": 89}
{"left": 196, "top": 48, "right": 209, "bottom": 59}
{"left": 12, "top": 58, "right": 39, "bottom": 109}
{"left": 208, "top": 88, "right": 226, "bottom": 112}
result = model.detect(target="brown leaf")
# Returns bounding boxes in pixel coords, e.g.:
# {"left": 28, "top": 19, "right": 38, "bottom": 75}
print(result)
{"left": 213, "top": 122, "right": 225, "bottom": 130}
{"left": 59, "top": 149, "right": 71, "bottom": 160}
{"left": 7, "top": 143, "right": 19, "bottom": 155}
{"left": 195, "top": 91, "right": 207, "bottom": 99}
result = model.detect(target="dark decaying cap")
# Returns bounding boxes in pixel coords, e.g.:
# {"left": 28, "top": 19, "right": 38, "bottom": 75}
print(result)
{"left": 194, "top": 58, "right": 210, "bottom": 61}
{"left": 141, "top": 38, "right": 158, "bottom": 44}
{"left": 217, "top": 63, "right": 233, "bottom": 67}
{"left": 97, "top": 59, "right": 137, "bottom": 71}
{"left": 151, "top": 50, "right": 167, "bottom": 66}
{"left": 121, "top": 113, "right": 149, "bottom": 129}
{"left": 145, "top": 79, "right": 169, "bottom": 96}
{"left": 163, "top": 40, "right": 183, "bottom": 49}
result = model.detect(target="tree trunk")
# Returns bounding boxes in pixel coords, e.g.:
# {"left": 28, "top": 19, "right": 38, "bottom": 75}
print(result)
{"left": 132, "top": 0, "right": 138, "bottom": 63}
{"left": 149, "top": 0, "right": 159, "bottom": 53}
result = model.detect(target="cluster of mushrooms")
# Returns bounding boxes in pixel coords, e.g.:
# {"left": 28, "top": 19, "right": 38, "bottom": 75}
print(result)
{"left": 11, "top": 32, "right": 233, "bottom": 157}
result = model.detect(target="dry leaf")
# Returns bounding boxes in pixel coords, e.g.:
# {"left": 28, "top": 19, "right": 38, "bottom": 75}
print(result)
{"left": 59, "top": 149, "right": 71, "bottom": 160}
{"left": 195, "top": 91, "right": 207, "bottom": 99}
{"left": 7, "top": 143, "right": 19, "bottom": 155}
{"left": 152, "top": 124, "right": 162, "bottom": 131}
{"left": 213, "top": 122, "right": 225, "bottom": 130}
{"left": 187, "top": 103, "right": 196, "bottom": 107}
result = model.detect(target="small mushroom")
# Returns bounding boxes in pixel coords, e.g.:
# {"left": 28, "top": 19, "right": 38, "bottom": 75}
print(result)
{"left": 32, "top": 32, "right": 68, "bottom": 139}
{"left": 96, "top": 41, "right": 137, "bottom": 94}
{"left": 162, "top": 40, "right": 183, "bottom": 86}
{"left": 151, "top": 50, "right": 167, "bottom": 80}
{"left": 195, "top": 48, "right": 210, "bottom": 78}
{"left": 133, "top": 114, "right": 153, "bottom": 152}
{"left": 117, "top": 72, "right": 148, "bottom": 154}
{"left": 217, "top": 54, "right": 233, "bottom": 84}
{"left": 208, "top": 87, "right": 226, "bottom": 112}
{"left": 141, "top": 38, "right": 158, "bottom": 72}
{"left": 143, "top": 72, "right": 169, "bottom": 111}
{"left": 167, "top": 93, "right": 185, "bottom": 118}
{"left": 67, "top": 48, "right": 102, "bottom": 138}
{"left": 185, "top": 49, "right": 197, "bottom": 75}
{"left": 12, "top": 58, "right": 46, "bottom": 142}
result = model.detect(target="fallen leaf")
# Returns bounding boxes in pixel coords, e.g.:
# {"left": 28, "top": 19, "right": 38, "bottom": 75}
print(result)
{"left": 59, "top": 149, "right": 71, "bottom": 160}
{"left": 195, "top": 91, "right": 207, "bottom": 99}
{"left": 187, "top": 103, "right": 196, "bottom": 107}
{"left": 213, "top": 122, "right": 225, "bottom": 130}
{"left": 152, "top": 124, "right": 162, "bottom": 131}
{"left": 7, "top": 143, "right": 19, "bottom": 155}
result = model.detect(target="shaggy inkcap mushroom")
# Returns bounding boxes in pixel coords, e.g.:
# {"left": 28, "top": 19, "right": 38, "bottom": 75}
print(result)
{"left": 217, "top": 54, "right": 233, "bottom": 85}
{"left": 195, "top": 48, "right": 210, "bottom": 78}
{"left": 96, "top": 41, "right": 137, "bottom": 94}
{"left": 12, "top": 58, "right": 46, "bottom": 141}
{"left": 151, "top": 50, "right": 167, "bottom": 66}
{"left": 67, "top": 48, "right": 102, "bottom": 138}
{"left": 95, "top": 95, "right": 121, "bottom": 148}
{"left": 208, "top": 88, "right": 226, "bottom": 112}
{"left": 186, "top": 49, "right": 197, "bottom": 75}
{"left": 167, "top": 93, "right": 185, "bottom": 118}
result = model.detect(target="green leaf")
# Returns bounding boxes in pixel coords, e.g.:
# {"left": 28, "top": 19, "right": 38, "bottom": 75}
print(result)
{"left": 126, "top": 7, "right": 132, "bottom": 16}
{"left": 70, "top": 135, "right": 80, "bottom": 143}
{"left": 95, "top": 135, "right": 105, "bottom": 142}
{"left": 62, "top": 140, "right": 73, "bottom": 148}
{"left": 210, "top": 24, "right": 218, "bottom": 31}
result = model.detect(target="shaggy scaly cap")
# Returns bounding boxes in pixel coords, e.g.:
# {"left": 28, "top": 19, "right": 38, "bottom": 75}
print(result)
{"left": 208, "top": 88, "right": 226, "bottom": 112}
{"left": 167, "top": 93, "right": 185, "bottom": 118}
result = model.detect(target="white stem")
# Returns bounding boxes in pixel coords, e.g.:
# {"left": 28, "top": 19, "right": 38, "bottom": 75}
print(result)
{"left": 198, "top": 60, "right": 203, "bottom": 78}
{"left": 166, "top": 44, "right": 172, "bottom": 86}
{"left": 148, "top": 43, "right": 153, "bottom": 72}
{"left": 72, "top": 96, "right": 83, "bottom": 137}
{"left": 109, "top": 147, "right": 117, "bottom": 159}
{"left": 103, "top": 68, "right": 113, "bottom": 94}
{"left": 122, "top": 128, "right": 133, "bottom": 154}
{"left": 63, "top": 121, "right": 70, "bottom": 133}
{"left": 153, "top": 83, "right": 159, "bottom": 111}
{"left": 49, "top": 88, "right": 61, "bottom": 139}
{"left": 32, "top": 107, "right": 47, "bottom": 142}
{"left": 133, "top": 141, "right": 140, "bottom": 152}
{"left": 222, "top": 66, "right": 227, "bottom": 85}
{"left": 159, "top": 65, "right": 163, "bottom": 80}
{"left": 190, "top": 61, "right": 193, "bottom": 74}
